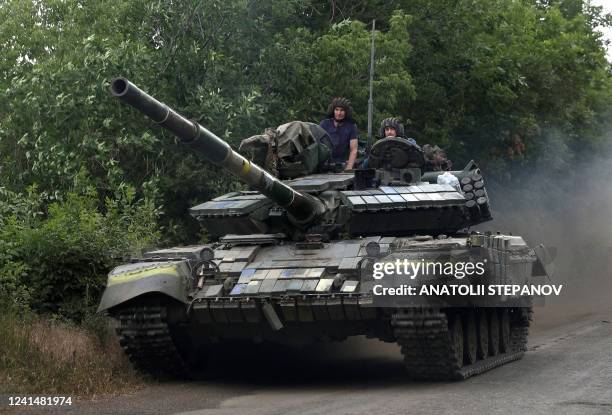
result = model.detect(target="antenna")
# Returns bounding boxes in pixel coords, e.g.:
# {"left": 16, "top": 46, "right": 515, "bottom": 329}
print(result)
{"left": 367, "top": 20, "right": 376, "bottom": 150}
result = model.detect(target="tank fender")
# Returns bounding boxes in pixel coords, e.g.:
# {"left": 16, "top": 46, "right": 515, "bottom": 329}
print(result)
{"left": 97, "top": 261, "right": 191, "bottom": 312}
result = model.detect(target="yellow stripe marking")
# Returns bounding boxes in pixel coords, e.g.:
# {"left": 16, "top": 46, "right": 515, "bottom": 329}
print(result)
{"left": 107, "top": 265, "right": 180, "bottom": 286}
{"left": 242, "top": 160, "right": 251, "bottom": 175}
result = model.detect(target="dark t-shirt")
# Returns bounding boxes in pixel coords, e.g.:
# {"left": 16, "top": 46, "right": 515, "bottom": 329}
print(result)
{"left": 319, "top": 118, "right": 358, "bottom": 162}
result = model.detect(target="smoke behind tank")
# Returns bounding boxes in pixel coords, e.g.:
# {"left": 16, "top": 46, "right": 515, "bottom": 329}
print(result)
{"left": 480, "top": 153, "right": 612, "bottom": 320}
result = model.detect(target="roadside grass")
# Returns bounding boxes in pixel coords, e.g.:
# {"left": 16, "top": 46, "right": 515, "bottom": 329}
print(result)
{"left": 0, "top": 311, "right": 143, "bottom": 398}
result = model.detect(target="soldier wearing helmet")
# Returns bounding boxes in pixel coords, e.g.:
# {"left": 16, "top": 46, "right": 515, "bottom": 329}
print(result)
{"left": 361, "top": 117, "right": 420, "bottom": 169}
{"left": 319, "top": 97, "right": 359, "bottom": 170}
{"left": 379, "top": 117, "right": 418, "bottom": 146}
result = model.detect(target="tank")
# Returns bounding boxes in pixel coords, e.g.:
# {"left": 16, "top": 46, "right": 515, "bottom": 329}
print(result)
{"left": 98, "top": 78, "right": 553, "bottom": 380}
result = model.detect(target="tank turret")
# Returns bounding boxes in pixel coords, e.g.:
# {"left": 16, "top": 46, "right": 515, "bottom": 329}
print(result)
{"left": 110, "top": 78, "right": 325, "bottom": 226}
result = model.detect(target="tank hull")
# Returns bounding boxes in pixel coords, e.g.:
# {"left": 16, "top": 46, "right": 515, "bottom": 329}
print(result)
{"left": 102, "top": 232, "right": 544, "bottom": 380}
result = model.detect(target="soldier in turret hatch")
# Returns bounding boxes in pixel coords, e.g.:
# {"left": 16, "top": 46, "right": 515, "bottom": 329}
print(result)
{"left": 319, "top": 97, "right": 358, "bottom": 170}
{"left": 378, "top": 117, "right": 418, "bottom": 146}
{"left": 362, "top": 117, "right": 418, "bottom": 168}
{"left": 378, "top": 118, "right": 450, "bottom": 171}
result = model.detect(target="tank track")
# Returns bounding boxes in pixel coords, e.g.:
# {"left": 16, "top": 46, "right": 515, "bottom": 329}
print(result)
{"left": 391, "top": 308, "right": 530, "bottom": 381}
{"left": 115, "top": 305, "right": 189, "bottom": 378}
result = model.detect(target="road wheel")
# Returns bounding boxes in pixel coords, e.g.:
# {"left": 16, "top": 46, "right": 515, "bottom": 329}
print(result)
{"left": 449, "top": 313, "right": 464, "bottom": 368}
{"left": 488, "top": 309, "right": 500, "bottom": 356}
{"left": 477, "top": 310, "right": 489, "bottom": 360}
{"left": 463, "top": 311, "right": 477, "bottom": 365}
{"left": 500, "top": 309, "right": 511, "bottom": 353}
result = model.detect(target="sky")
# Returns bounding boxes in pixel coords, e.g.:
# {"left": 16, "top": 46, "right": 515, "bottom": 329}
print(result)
{"left": 592, "top": 0, "right": 612, "bottom": 59}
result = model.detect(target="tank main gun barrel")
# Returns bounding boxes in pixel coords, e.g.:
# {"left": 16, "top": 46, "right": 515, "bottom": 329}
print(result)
{"left": 109, "top": 78, "right": 324, "bottom": 224}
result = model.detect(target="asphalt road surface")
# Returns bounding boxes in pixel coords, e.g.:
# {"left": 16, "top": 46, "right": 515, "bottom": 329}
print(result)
{"left": 8, "top": 308, "right": 612, "bottom": 415}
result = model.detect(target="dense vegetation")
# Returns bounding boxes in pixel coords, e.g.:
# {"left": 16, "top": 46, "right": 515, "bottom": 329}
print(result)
{"left": 1, "top": 0, "right": 611, "bottom": 319}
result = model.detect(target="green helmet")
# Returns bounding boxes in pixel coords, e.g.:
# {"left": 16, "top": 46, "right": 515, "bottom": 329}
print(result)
{"left": 326, "top": 97, "right": 354, "bottom": 120}
{"left": 379, "top": 117, "right": 405, "bottom": 139}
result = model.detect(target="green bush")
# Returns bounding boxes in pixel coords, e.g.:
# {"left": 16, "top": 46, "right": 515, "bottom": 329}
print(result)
{"left": 0, "top": 182, "right": 160, "bottom": 320}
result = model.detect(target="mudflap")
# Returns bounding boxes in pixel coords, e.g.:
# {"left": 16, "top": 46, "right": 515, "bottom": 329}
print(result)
{"left": 532, "top": 244, "right": 556, "bottom": 279}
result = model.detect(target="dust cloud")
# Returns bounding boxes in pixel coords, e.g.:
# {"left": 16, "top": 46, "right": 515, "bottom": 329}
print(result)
{"left": 483, "top": 154, "right": 612, "bottom": 325}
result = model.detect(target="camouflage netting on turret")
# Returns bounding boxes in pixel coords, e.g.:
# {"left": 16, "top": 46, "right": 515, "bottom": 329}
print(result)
{"left": 423, "top": 144, "right": 452, "bottom": 171}
{"left": 239, "top": 121, "right": 332, "bottom": 179}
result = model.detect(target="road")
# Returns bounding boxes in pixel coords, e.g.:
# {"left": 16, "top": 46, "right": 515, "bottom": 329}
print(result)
{"left": 8, "top": 308, "right": 612, "bottom": 415}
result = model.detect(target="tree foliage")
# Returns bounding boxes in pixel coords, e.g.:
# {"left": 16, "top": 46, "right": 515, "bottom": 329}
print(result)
{"left": 0, "top": 180, "right": 159, "bottom": 319}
